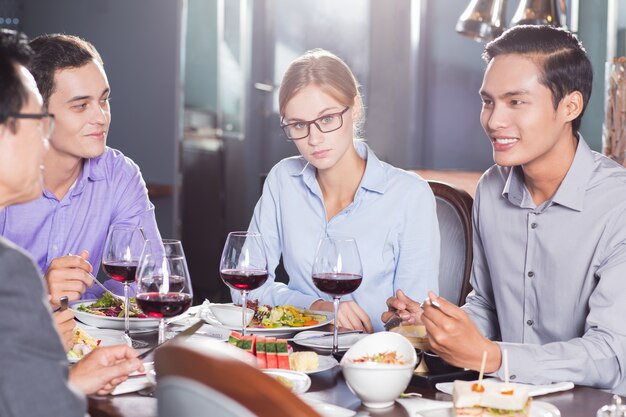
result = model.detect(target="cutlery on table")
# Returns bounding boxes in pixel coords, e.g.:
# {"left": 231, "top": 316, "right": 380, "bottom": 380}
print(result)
{"left": 138, "top": 319, "right": 204, "bottom": 360}
{"left": 290, "top": 329, "right": 363, "bottom": 342}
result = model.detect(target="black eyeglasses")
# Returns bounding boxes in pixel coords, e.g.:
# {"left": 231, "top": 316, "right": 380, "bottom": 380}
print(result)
{"left": 7, "top": 112, "right": 55, "bottom": 139}
{"left": 280, "top": 107, "right": 350, "bottom": 141}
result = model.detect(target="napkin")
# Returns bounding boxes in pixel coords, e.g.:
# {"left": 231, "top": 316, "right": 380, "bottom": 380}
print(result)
{"left": 110, "top": 362, "right": 155, "bottom": 396}
{"left": 435, "top": 379, "right": 575, "bottom": 397}
{"left": 397, "top": 398, "right": 452, "bottom": 414}
{"left": 110, "top": 376, "right": 152, "bottom": 395}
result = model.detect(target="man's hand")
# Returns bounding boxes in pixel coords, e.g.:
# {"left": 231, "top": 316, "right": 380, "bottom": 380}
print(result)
{"left": 45, "top": 250, "right": 94, "bottom": 307}
{"left": 68, "top": 345, "right": 143, "bottom": 396}
{"left": 381, "top": 289, "right": 423, "bottom": 325}
{"left": 53, "top": 309, "right": 76, "bottom": 352}
{"left": 421, "top": 291, "right": 501, "bottom": 373}
{"left": 310, "top": 299, "right": 374, "bottom": 333}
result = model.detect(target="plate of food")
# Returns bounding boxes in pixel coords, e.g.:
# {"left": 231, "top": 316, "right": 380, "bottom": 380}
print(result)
{"left": 262, "top": 369, "right": 311, "bottom": 394}
{"left": 71, "top": 293, "right": 160, "bottom": 331}
{"left": 418, "top": 379, "right": 561, "bottom": 417}
{"left": 67, "top": 326, "right": 131, "bottom": 363}
{"left": 289, "top": 351, "right": 338, "bottom": 374}
{"left": 415, "top": 401, "right": 559, "bottom": 417}
{"left": 201, "top": 302, "right": 333, "bottom": 336}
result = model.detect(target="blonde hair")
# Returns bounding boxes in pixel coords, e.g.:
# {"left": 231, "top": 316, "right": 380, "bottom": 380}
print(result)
{"left": 278, "top": 49, "right": 364, "bottom": 135}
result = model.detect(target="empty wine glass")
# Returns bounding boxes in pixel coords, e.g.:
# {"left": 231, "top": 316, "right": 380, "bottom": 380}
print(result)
{"left": 312, "top": 236, "right": 363, "bottom": 354}
{"left": 219, "top": 231, "right": 268, "bottom": 336}
{"left": 102, "top": 225, "right": 147, "bottom": 348}
{"left": 136, "top": 239, "right": 194, "bottom": 344}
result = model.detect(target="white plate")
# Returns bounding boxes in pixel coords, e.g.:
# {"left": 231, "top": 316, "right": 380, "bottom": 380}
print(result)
{"left": 293, "top": 331, "right": 367, "bottom": 352}
{"left": 71, "top": 300, "right": 160, "bottom": 331}
{"left": 415, "top": 401, "right": 560, "bottom": 417}
{"left": 262, "top": 369, "right": 311, "bottom": 394}
{"left": 67, "top": 327, "right": 131, "bottom": 363}
{"left": 200, "top": 304, "right": 333, "bottom": 336}
{"left": 305, "top": 354, "right": 338, "bottom": 374}
{"left": 301, "top": 397, "right": 356, "bottom": 417}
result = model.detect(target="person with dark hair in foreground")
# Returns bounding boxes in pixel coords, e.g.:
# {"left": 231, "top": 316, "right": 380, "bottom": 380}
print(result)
{"left": 384, "top": 25, "right": 626, "bottom": 394}
{"left": 0, "top": 29, "right": 142, "bottom": 417}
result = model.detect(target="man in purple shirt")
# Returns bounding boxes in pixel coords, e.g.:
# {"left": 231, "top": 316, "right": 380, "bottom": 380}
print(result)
{"left": 0, "top": 34, "right": 161, "bottom": 308}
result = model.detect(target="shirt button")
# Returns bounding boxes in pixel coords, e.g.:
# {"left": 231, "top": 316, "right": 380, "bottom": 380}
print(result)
{"left": 531, "top": 223, "right": 538, "bottom": 229}
{"left": 527, "top": 271, "right": 535, "bottom": 278}
{"left": 526, "top": 319, "right": 534, "bottom": 326}
{"left": 510, "top": 375, "right": 517, "bottom": 380}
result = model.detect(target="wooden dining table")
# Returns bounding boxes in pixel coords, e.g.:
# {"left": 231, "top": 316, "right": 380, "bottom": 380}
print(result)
{"left": 86, "top": 329, "right": 616, "bottom": 417}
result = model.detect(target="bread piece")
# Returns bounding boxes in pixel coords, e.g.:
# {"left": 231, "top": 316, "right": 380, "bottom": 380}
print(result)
{"left": 289, "top": 351, "right": 319, "bottom": 372}
{"left": 453, "top": 380, "right": 531, "bottom": 416}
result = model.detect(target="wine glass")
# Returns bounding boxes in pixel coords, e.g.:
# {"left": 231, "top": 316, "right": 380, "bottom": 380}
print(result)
{"left": 135, "top": 239, "right": 194, "bottom": 344}
{"left": 219, "top": 231, "right": 269, "bottom": 336}
{"left": 312, "top": 236, "right": 363, "bottom": 355}
{"left": 102, "top": 225, "right": 147, "bottom": 348}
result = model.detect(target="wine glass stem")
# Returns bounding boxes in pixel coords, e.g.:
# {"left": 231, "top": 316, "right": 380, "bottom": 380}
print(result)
{"left": 241, "top": 290, "right": 248, "bottom": 337}
{"left": 158, "top": 318, "right": 165, "bottom": 344}
{"left": 332, "top": 296, "right": 340, "bottom": 354}
{"left": 124, "top": 283, "right": 130, "bottom": 337}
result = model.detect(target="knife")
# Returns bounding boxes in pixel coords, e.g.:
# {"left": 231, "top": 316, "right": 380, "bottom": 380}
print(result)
{"left": 138, "top": 319, "right": 204, "bottom": 359}
{"left": 292, "top": 329, "right": 363, "bottom": 342}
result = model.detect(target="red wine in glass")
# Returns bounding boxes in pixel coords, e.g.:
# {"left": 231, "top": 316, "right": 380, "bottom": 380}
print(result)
{"left": 102, "top": 261, "right": 138, "bottom": 283}
{"left": 220, "top": 269, "right": 268, "bottom": 291}
{"left": 312, "top": 236, "right": 363, "bottom": 355}
{"left": 136, "top": 292, "right": 193, "bottom": 318}
{"left": 142, "top": 275, "right": 186, "bottom": 293}
{"left": 312, "top": 272, "right": 363, "bottom": 296}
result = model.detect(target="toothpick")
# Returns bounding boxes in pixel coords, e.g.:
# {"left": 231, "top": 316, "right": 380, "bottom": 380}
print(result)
{"left": 503, "top": 349, "right": 509, "bottom": 386}
{"left": 478, "top": 351, "right": 488, "bottom": 384}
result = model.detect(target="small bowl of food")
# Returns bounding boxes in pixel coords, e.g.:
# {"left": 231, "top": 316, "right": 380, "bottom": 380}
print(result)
{"left": 422, "top": 350, "right": 461, "bottom": 374}
{"left": 340, "top": 332, "right": 417, "bottom": 408}
{"left": 209, "top": 304, "right": 254, "bottom": 328}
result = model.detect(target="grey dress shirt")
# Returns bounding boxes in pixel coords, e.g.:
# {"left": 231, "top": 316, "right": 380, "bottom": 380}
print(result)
{"left": 0, "top": 237, "right": 86, "bottom": 416}
{"left": 464, "top": 138, "right": 626, "bottom": 395}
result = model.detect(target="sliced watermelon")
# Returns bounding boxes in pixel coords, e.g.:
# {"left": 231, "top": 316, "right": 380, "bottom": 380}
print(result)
{"left": 239, "top": 335, "right": 256, "bottom": 354}
{"left": 276, "top": 339, "right": 290, "bottom": 369}
{"left": 265, "top": 336, "right": 277, "bottom": 368}
{"left": 256, "top": 336, "right": 267, "bottom": 369}
{"left": 228, "top": 331, "right": 244, "bottom": 347}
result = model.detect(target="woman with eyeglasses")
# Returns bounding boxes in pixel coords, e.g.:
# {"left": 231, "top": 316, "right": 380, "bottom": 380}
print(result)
{"left": 233, "top": 49, "right": 439, "bottom": 332}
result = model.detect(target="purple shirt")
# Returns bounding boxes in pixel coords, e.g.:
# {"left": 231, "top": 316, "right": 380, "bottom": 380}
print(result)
{"left": 0, "top": 147, "right": 161, "bottom": 299}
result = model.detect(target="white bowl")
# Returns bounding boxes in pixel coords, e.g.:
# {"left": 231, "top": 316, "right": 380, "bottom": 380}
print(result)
{"left": 340, "top": 332, "right": 417, "bottom": 408}
{"left": 209, "top": 303, "right": 254, "bottom": 328}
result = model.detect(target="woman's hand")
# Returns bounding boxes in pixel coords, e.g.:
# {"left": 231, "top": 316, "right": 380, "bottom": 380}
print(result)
{"left": 68, "top": 345, "right": 143, "bottom": 396}
{"left": 381, "top": 289, "right": 424, "bottom": 325}
{"left": 310, "top": 299, "right": 374, "bottom": 333}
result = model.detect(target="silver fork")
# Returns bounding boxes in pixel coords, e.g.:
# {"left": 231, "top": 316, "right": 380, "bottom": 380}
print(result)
{"left": 90, "top": 274, "right": 126, "bottom": 302}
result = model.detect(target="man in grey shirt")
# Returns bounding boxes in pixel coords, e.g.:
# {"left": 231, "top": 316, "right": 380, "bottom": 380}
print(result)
{"left": 384, "top": 25, "right": 626, "bottom": 394}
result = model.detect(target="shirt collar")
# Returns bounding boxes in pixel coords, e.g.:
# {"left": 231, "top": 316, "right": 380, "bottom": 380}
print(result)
{"left": 70, "top": 153, "right": 106, "bottom": 197}
{"left": 502, "top": 136, "right": 594, "bottom": 211}
{"left": 289, "top": 141, "right": 388, "bottom": 195}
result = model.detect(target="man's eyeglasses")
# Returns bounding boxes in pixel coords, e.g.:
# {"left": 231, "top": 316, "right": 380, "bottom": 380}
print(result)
{"left": 280, "top": 107, "right": 350, "bottom": 141}
{"left": 7, "top": 113, "right": 55, "bottom": 139}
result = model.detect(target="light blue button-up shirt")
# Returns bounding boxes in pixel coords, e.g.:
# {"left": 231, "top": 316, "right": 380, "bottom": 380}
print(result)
{"left": 0, "top": 147, "right": 161, "bottom": 299}
{"left": 465, "top": 137, "right": 626, "bottom": 394}
{"left": 233, "top": 141, "right": 440, "bottom": 331}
